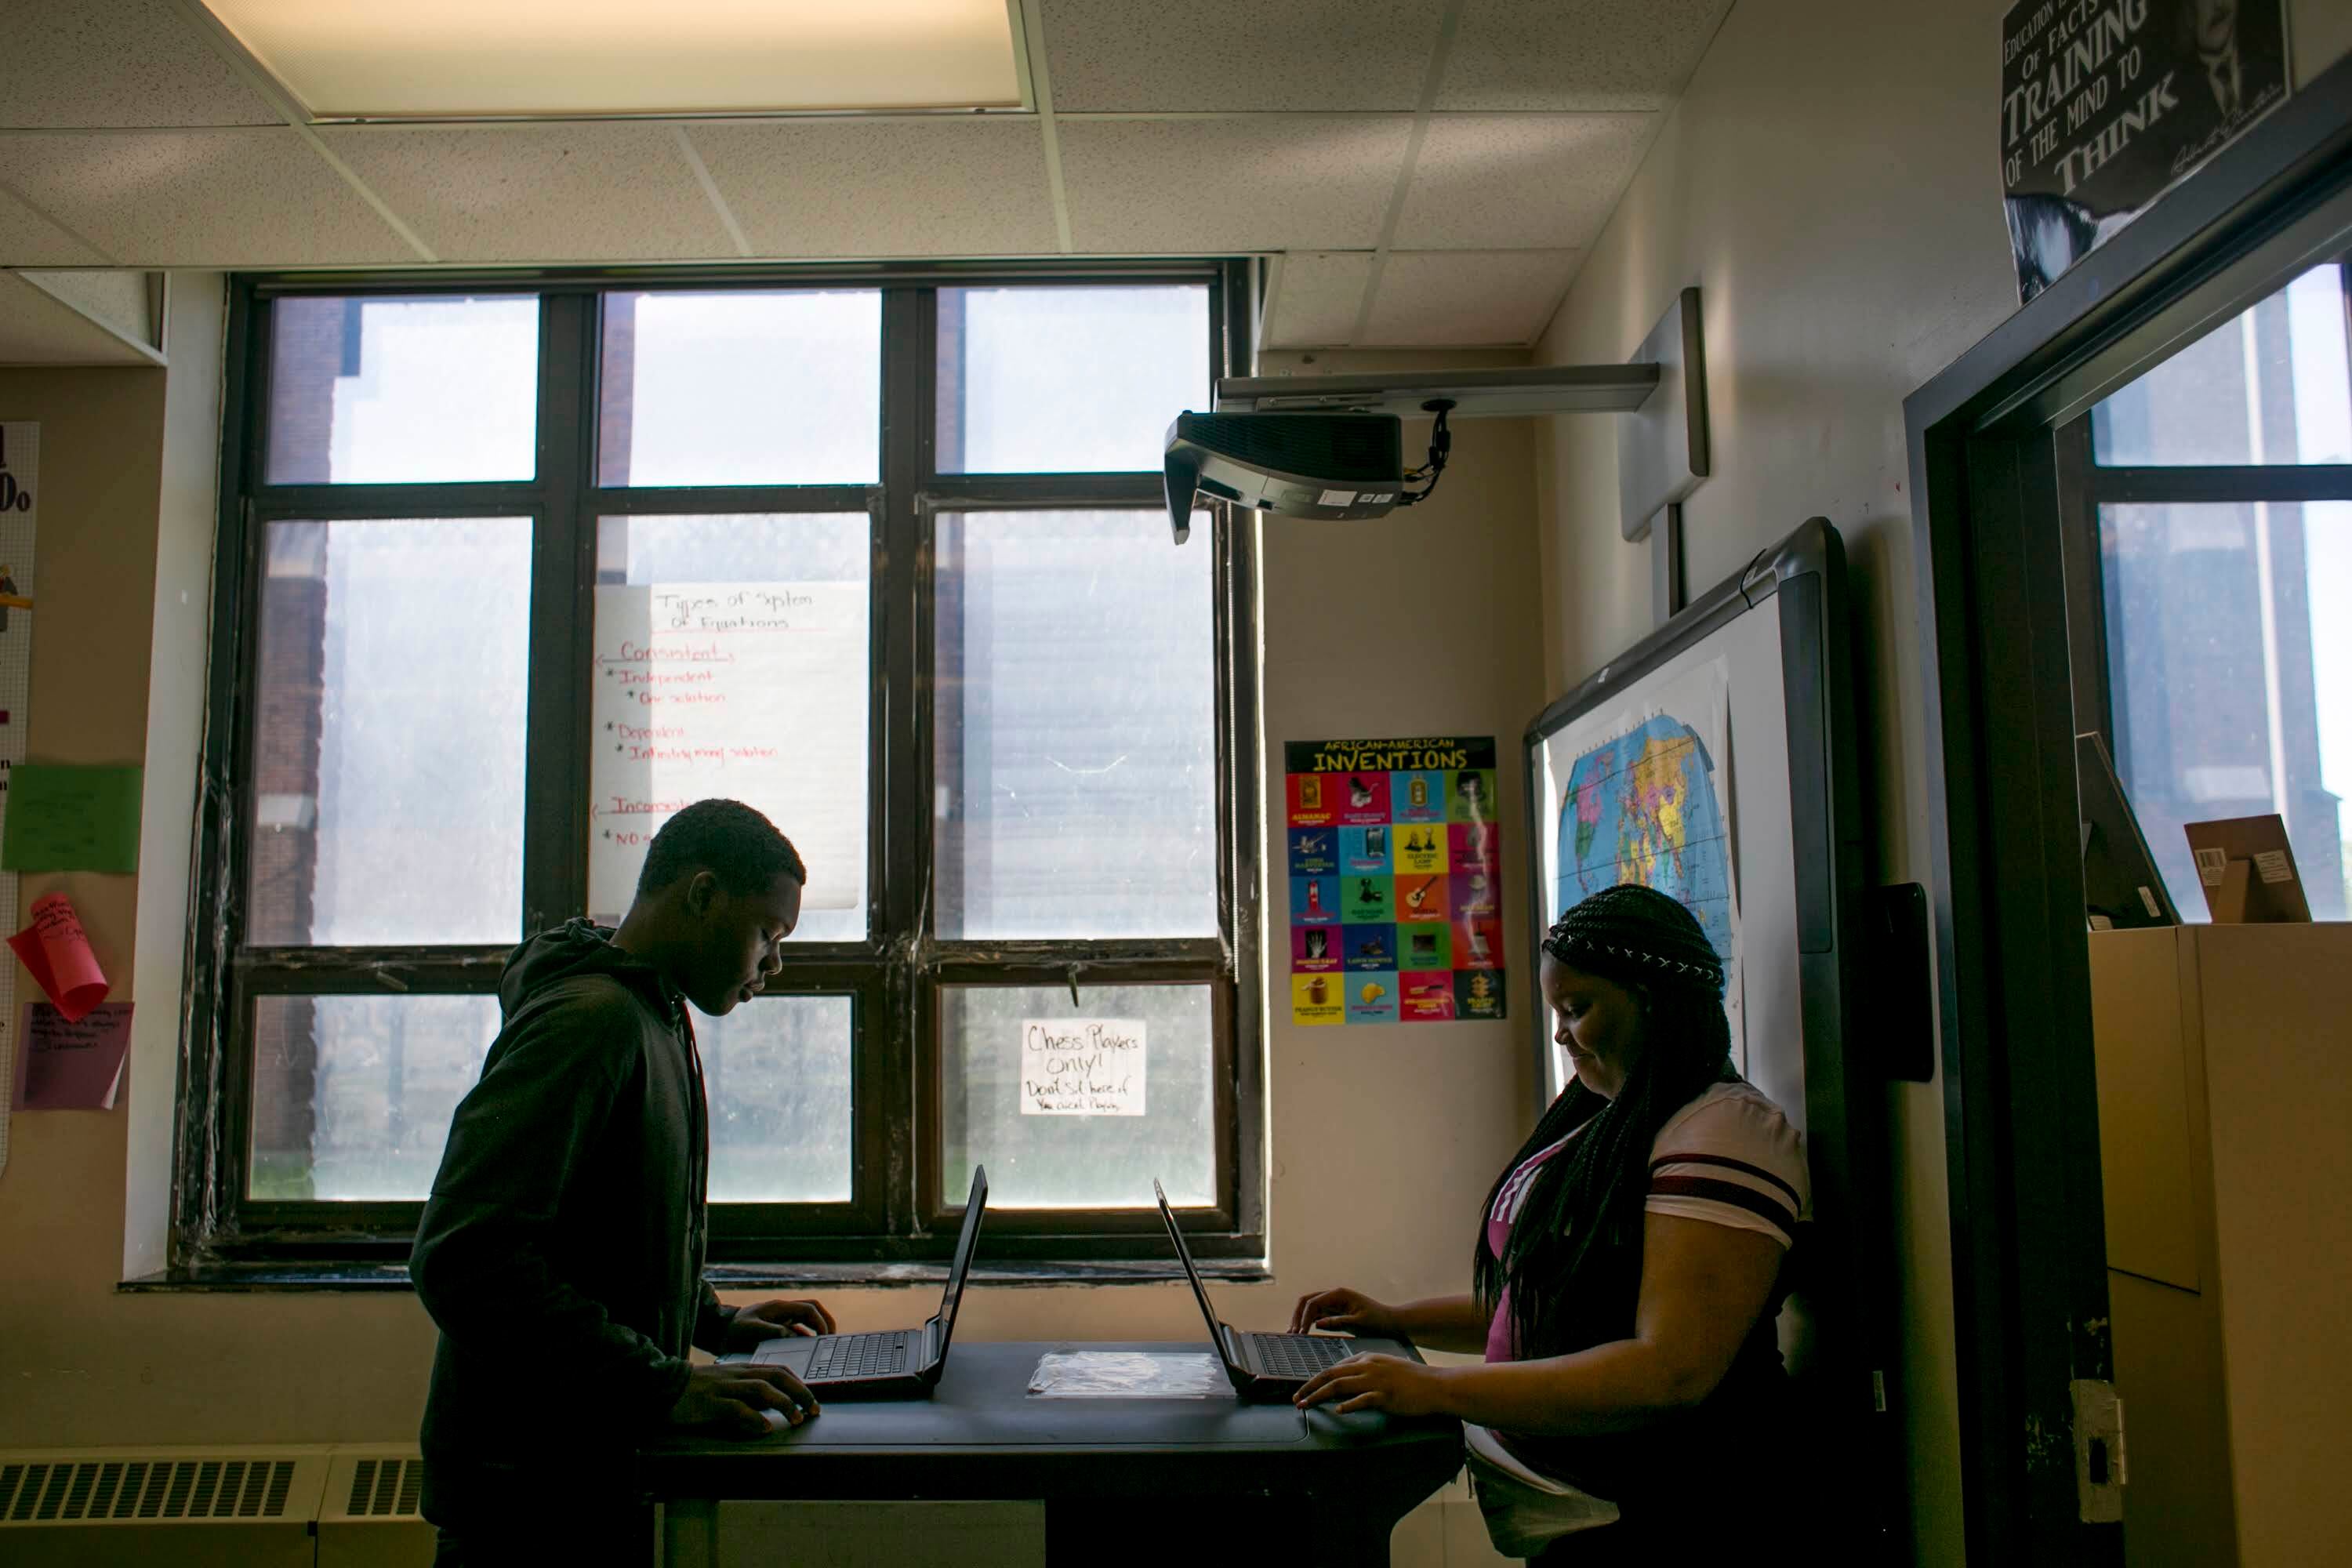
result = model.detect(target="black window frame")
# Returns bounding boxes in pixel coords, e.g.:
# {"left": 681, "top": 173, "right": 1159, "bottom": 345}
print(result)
{"left": 2055, "top": 252, "right": 2352, "bottom": 819}
{"left": 176, "top": 261, "right": 1264, "bottom": 1276}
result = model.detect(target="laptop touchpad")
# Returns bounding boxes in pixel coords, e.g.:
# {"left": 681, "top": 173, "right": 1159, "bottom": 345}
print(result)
{"left": 750, "top": 1340, "right": 816, "bottom": 1371}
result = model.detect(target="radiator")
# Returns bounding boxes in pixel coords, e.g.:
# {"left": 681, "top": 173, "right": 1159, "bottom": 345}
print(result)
{"left": 0, "top": 1444, "right": 434, "bottom": 1567}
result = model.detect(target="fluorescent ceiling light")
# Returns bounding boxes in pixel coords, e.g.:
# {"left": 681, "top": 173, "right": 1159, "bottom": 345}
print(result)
{"left": 197, "top": 1, "right": 1025, "bottom": 119}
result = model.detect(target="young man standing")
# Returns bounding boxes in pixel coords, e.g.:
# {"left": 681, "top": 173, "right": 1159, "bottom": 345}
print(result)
{"left": 412, "top": 798, "right": 836, "bottom": 1564}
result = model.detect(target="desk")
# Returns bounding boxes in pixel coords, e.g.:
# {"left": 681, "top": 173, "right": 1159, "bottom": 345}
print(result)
{"left": 644, "top": 1341, "right": 1465, "bottom": 1567}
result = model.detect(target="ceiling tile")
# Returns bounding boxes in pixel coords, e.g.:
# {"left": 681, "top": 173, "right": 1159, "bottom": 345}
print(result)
{"left": 0, "top": 270, "right": 158, "bottom": 365}
{"left": 1264, "top": 252, "right": 1374, "bottom": 347}
{"left": 1060, "top": 118, "right": 1409, "bottom": 253}
{"left": 1394, "top": 114, "right": 1653, "bottom": 250}
{"left": 0, "top": 130, "right": 415, "bottom": 266}
{"left": 1361, "top": 249, "right": 1576, "bottom": 346}
{"left": 1441, "top": 0, "right": 1734, "bottom": 111}
{"left": 0, "top": 0, "right": 281, "bottom": 128}
{"left": 688, "top": 120, "right": 1058, "bottom": 258}
{"left": 1041, "top": 0, "right": 1442, "bottom": 112}
{"left": 18, "top": 268, "right": 156, "bottom": 346}
{"left": 321, "top": 125, "right": 735, "bottom": 263}
{"left": 0, "top": 182, "right": 112, "bottom": 266}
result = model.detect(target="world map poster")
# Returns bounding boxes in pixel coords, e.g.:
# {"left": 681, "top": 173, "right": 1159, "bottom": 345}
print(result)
{"left": 1285, "top": 735, "right": 1504, "bottom": 1027}
{"left": 1544, "top": 659, "right": 1740, "bottom": 1047}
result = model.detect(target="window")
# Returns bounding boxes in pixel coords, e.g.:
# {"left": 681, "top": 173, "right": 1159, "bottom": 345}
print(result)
{"left": 189, "top": 270, "right": 1260, "bottom": 1271}
{"left": 2068, "top": 260, "right": 2352, "bottom": 920}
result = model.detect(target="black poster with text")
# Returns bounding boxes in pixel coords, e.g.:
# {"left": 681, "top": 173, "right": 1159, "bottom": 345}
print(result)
{"left": 2002, "top": 0, "right": 2289, "bottom": 303}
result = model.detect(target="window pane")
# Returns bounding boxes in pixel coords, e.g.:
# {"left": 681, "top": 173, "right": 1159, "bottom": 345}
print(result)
{"left": 599, "top": 291, "right": 880, "bottom": 486}
{"left": 590, "top": 514, "right": 871, "bottom": 942}
{"left": 265, "top": 296, "right": 539, "bottom": 485}
{"left": 934, "top": 510, "right": 1217, "bottom": 938}
{"left": 701, "top": 995, "right": 854, "bottom": 1203}
{"left": 250, "top": 993, "right": 500, "bottom": 1200}
{"left": 940, "top": 983, "right": 1214, "bottom": 1209}
{"left": 937, "top": 285, "right": 1210, "bottom": 473}
{"left": 2091, "top": 264, "right": 2352, "bottom": 466}
{"left": 248, "top": 518, "right": 530, "bottom": 947}
{"left": 247, "top": 993, "right": 855, "bottom": 1206}
{"left": 2101, "top": 501, "right": 2351, "bottom": 920}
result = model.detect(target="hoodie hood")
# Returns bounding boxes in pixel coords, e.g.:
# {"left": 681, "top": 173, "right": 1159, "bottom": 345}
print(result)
{"left": 499, "top": 918, "right": 678, "bottom": 1022}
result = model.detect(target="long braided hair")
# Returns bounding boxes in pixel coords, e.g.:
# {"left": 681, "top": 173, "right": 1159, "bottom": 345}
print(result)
{"left": 1474, "top": 885, "right": 1735, "bottom": 1359}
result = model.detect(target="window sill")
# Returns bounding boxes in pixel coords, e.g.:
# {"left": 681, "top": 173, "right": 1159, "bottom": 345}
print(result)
{"left": 119, "top": 1258, "right": 1274, "bottom": 1294}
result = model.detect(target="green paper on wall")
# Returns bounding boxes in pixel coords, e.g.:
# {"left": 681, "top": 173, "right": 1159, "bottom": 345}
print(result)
{"left": 2, "top": 764, "right": 143, "bottom": 873}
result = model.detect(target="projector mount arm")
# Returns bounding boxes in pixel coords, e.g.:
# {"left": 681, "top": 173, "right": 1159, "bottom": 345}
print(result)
{"left": 1205, "top": 285, "right": 1708, "bottom": 541}
{"left": 1392, "top": 401, "right": 1454, "bottom": 508}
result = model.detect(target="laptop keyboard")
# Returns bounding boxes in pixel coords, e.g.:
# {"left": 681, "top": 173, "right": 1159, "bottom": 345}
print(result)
{"left": 805, "top": 1331, "right": 911, "bottom": 1381}
{"left": 1244, "top": 1333, "right": 1359, "bottom": 1380}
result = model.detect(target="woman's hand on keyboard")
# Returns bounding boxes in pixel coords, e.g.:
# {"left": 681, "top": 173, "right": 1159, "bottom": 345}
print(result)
{"left": 1292, "top": 1353, "right": 1452, "bottom": 1417}
{"left": 1288, "top": 1287, "right": 1400, "bottom": 1338}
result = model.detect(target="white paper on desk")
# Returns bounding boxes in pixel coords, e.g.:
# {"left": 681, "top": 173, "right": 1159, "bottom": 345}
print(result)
{"left": 1027, "top": 1351, "right": 1233, "bottom": 1399}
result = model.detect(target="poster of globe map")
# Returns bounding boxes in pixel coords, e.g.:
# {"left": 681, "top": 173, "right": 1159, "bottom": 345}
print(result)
{"left": 1545, "top": 659, "right": 1740, "bottom": 1044}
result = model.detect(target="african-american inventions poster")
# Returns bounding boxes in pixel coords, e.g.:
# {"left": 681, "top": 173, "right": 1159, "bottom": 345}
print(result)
{"left": 2002, "top": 0, "right": 2289, "bottom": 303}
{"left": 1286, "top": 736, "right": 1503, "bottom": 1026}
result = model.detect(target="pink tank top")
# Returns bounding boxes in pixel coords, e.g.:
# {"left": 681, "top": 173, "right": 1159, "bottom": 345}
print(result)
{"left": 1483, "top": 1130, "right": 1578, "bottom": 1362}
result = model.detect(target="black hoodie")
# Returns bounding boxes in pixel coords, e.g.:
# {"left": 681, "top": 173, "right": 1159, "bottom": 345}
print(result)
{"left": 412, "top": 920, "right": 736, "bottom": 1526}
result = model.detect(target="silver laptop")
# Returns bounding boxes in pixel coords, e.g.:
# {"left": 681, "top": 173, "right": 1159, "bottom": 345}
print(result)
{"left": 750, "top": 1165, "right": 987, "bottom": 1399}
{"left": 1153, "top": 1178, "right": 1413, "bottom": 1401}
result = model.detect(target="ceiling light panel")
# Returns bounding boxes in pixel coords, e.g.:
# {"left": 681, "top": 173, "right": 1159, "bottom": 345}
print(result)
{"left": 198, "top": 0, "right": 1025, "bottom": 119}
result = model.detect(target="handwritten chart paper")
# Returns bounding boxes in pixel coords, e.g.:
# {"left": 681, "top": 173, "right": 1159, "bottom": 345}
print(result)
{"left": 587, "top": 582, "right": 868, "bottom": 921}
{"left": 1286, "top": 735, "right": 1504, "bottom": 1026}
{"left": 13, "top": 1001, "right": 132, "bottom": 1111}
{"left": 1019, "top": 1018, "right": 1145, "bottom": 1116}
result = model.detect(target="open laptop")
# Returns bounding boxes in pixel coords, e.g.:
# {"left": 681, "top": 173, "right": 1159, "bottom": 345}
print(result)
{"left": 1153, "top": 1178, "right": 1413, "bottom": 1402}
{"left": 750, "top": 1165, "right": 987, "bottom": 1399}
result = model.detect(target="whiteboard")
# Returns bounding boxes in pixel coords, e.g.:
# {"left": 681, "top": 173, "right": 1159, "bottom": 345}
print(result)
{"left": 1531, "top": 594, "right": 1806, "bottom": 1128}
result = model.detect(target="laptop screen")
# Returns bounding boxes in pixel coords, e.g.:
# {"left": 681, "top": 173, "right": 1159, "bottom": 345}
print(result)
{"left": 1152, "top": 1178, "right": 1229, "bottom": 1348}
{"left": 934, "top": 1164, "right": 989, "bottom": 1356}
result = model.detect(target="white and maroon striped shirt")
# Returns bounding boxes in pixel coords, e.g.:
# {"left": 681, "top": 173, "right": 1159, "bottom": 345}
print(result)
{"left": 1486, "top": 1080, "right": 1808, "bottom": 1362}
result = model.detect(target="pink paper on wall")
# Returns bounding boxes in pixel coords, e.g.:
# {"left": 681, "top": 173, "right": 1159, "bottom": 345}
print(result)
{"left": 13, "top": 1001, "right": 131, "bottom": 1111}
{"left": 8, "top": 891, "right": 108, "bottom": 1021}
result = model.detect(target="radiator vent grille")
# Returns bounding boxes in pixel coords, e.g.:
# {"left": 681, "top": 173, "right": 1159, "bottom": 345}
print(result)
{"left": 344, "top": 1457, "right": 424, "bottom": 1518}
{"left": 0, "top": 1458, "right": 299, "bottom": 1523}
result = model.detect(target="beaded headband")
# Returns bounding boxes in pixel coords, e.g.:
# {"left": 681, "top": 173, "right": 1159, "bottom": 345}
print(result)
{"left": 1546, "top": 928, "right": 1725, "bottom": 989}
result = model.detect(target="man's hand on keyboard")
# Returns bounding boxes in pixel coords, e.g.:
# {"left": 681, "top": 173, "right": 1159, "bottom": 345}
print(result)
{"left": 669, "top": 1363, "right": 822, "bottom": 1437}
{"left": 723, "top": 1298, "right": 838, "bottom": 1352}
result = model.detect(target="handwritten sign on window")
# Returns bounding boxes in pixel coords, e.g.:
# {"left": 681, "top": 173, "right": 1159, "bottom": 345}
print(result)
{"left": 1019, "top": 1018, "right": 1145, "bottom": 1116}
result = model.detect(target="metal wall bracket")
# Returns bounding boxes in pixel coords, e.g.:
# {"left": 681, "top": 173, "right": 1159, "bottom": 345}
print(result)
{"left": 1620, "top": 285, "right": 1710, "bottom": 541}
{"left": 1650, "top": 503, "right": 1686, "bottom": 624}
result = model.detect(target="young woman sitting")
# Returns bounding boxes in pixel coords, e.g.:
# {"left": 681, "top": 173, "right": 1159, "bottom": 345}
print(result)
{"left": 1290, "top": 884, "right": 1808, "bottom": 1560}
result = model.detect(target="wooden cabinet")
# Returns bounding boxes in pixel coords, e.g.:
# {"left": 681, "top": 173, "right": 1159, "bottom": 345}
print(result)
{"left": 2089, "top": 925, "right": 2352, "bottom": 1568}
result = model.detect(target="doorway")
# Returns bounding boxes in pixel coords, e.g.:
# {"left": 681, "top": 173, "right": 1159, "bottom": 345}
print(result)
{"left": 1905, "top": 53, "right": 2352, "bottom": 1567}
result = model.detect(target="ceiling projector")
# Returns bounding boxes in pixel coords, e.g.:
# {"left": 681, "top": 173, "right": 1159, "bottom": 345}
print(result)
{"left": 1162, "top": 412, "right": 1404, "bottom": 544}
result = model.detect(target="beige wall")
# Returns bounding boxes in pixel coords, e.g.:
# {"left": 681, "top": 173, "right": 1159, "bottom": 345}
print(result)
{"left": 0, "top": 324, "right": 1541, "bottom": 1555}
{"left": 1533, "top": 2, "right": 2352, "bottom": 1563}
